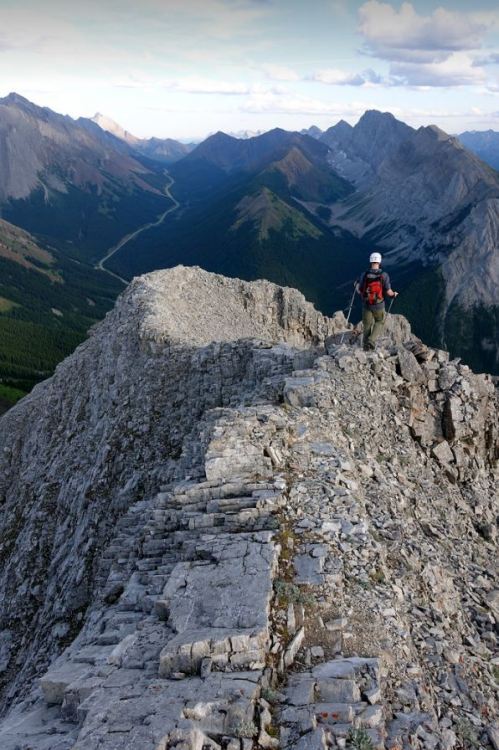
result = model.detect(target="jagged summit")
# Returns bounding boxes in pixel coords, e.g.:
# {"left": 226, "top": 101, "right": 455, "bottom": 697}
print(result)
{"left": 183, "top": 126, "right": 331, "bottom": 176}
{"left": 417, "top": 123, "right": 458, "bottom": 143}
{"left": 0, "top": 267, "right": 497, "bottom": 750}
{"left": 321, "top": 109, "right": 414, "bottom": 175}
{"left": 356, "top": 108, "right": 408, "bottom": 127}
{"left": 331, "top": 118, "right": 353, "bottom": 135}
{"left": 90, "top": 112, "right": 140, "bottom": 144}
{"left": 0, "top": 92, "right": 68, "bottom": 122}
{"left": 1, "top": 92, "right": 32, "bottom": 106}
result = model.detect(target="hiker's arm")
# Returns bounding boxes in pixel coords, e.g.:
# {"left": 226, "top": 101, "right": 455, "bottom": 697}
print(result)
{"left": 383, "top": 272, "right": 398, "bottom": 297}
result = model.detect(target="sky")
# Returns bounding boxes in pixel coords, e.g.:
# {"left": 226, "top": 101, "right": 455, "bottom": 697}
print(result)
{"left": 1, "top": 0, "right": 499, "bottom": 139}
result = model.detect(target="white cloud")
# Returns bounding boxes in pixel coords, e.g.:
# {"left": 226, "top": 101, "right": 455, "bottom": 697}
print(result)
{"left": 358, "top": 1, "right": 489, "bottom": 64}
{"left": 238, "top": 89, "right": 499, "bottom": 131}
{"left": 110, "top": 75, "right": 287, "bottom": 97}
{"left": 261, "top": 64, "right": 300, "bottom": 82}
{"left": 165, "top": 77, "right": 251, "bottom": 95}
{"left": 355, "top": 3, "right": 497, "bottom": 89}
{"left": 310, "top": 67, "right": 384, "bottom": 86}
{"left": 241, "top": 91, "right": 370, "bottom": 117}
{"left": 309, "top": 59, "right": 487, "bottom": 91}
{"left": 390, "top": 53, "right": 486, "bottom": 88}
{"left": 473, "top": 52, "right": 499, "bottom": 67}
{"left": 466, "top": 11, "right": 499, "bottom": 30}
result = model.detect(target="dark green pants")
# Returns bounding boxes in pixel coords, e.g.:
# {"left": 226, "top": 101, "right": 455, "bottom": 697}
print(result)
{"left": 362, "top": 308, "right": 385, "bottom": 349}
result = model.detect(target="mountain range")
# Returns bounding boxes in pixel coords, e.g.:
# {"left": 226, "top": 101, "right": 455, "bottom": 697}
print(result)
{"left": 88, "top": 112, "right": 195, "bottom": 163}
{"left": 0, "top": 93, "right": 173, "bottom": 261}
{"left": 0, "top": 93, "right": 498, "bottom": 406}
{"left": 106, "top": 111, "right": 499, "bottom": 374}
{"left": 457, "top": 129, "right": 499, "bottom": 170}
{"left": 107, "top": 127, "right": 365, "bottom": 314}
{"left": 0, "top": 93, "right": 169, "bottom": 403}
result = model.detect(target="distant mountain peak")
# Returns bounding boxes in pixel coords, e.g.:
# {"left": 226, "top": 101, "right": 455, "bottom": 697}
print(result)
{"left": 418, "top": 124, "right": 453, "bottom": 140}
{"left": 1, "top": 92, "right": 33, "bottom": 106}
{"left": 359, "top": 109, "right": 397, "bottom": 122}
{"left": 0, "top": 92, "right": 48, "bottom": 117}
{"left": 90, "top": 113, "right": 139, "bottom": 144}
{"left": 300, "top": 125, "right": 323, "bottom": 139}
{"left": 322, "top": 120, "right": 353, "bottom": 141}
{"left": 356, "top": 109, "right": 414, "bottom": 134}
{"left": 224, "top": 128, "right": 266, "bottom": 140}
{"left": 458, "top": 129, "right": 499, "bottom": 170}
{"left": 210, "top": 130, "right": 237, "bottom": 140}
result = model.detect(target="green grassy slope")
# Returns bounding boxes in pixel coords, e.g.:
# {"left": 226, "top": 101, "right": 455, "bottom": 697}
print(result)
{"left": 107, "top": 170, "right": 372, "bottom": 317}
{"left": 4, "top": 176, "right": 172, "bottom": 264}
{"left": 0, "top": 224, "right": 122, "bottom": 402}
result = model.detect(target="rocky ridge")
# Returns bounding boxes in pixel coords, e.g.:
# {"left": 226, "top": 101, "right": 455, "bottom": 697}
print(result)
{"left": 0, "top": 266, "right": 497, "bottom": 750}
{"left": 87, "top": 112, "right": 195, "bottom": 164}
{"left": 0, "top": 93, "right": 157, "bottom": 202}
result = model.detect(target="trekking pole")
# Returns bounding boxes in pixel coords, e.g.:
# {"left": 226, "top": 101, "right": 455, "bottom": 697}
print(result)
{"left": 387, "top": 293, "right": 398, "bottom": 314}
{"left": 340, "top": 285, "right": 357, "bottom": 344}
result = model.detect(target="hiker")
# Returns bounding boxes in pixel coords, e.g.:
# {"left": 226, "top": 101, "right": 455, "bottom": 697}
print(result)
{"left": 356, "top": 252, "right": 398, "bottom": 351}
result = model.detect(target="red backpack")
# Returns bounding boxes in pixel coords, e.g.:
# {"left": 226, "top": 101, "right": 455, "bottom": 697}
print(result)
{"left": 361, "top": 270, "right": 384, "bottom": 305}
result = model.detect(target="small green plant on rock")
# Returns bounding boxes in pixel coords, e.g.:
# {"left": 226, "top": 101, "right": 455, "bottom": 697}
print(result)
{"left": 261, "top": 686, "right": 280, "bottom": 703}
{"left": 455, "top": 718, "right": 480, "bottom": 748}
{"left": 369, "top": 568, "right": 386, "bottom": 585}
{"left": 266, "top": 723, "right": 279, "bottom": 738}
{"left": 234, "top": 720, "right": 258, "bottom": 738}
{"left": 347, "top": 727, "right": 374, "bottom": 750}
{"left": 274, "top": 579, "right": 314, "bottom": 606}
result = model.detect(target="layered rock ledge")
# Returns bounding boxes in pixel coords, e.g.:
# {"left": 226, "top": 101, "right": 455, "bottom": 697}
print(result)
{"left": 0, "top": 266, "right": 497, "bottom": 749}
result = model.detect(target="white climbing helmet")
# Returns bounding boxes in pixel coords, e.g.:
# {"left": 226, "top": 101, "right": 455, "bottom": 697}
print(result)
{"left": 369, "top": 252, "right": 382, "bottom": 264}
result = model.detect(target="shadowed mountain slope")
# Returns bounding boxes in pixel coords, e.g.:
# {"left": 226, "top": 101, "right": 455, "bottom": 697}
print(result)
{"left": 106, "top": 128, "right": 362, "bottom": 315}
{"left": 458, "top": 129, "right": 499, "bottom": 170}
{"left": 0, "top": 219, "right": 121, "bottom": 399}
{"left": 0, "top": 93, "right": 170, "bottom": 261}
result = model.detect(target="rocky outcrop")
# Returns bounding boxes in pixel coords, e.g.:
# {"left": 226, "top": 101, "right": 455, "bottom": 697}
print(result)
{"left": 0, "top": 267, "right": 341, "bottom": 714}
{"left": 0, "top": 267, "right": 497, "bottom": 749}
